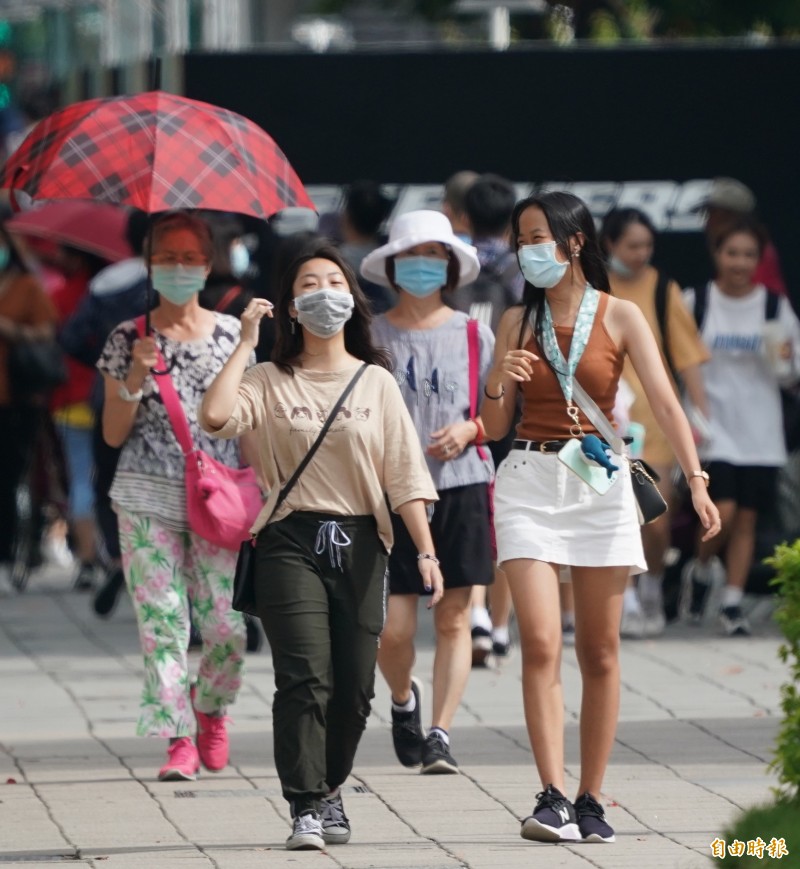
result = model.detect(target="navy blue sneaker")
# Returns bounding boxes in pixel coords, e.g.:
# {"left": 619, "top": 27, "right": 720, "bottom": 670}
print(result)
{"left": 390, "top": 676, "right": 426, "bottom": 767}
{"left": 520, "top": 784, "right": 580, "bottom": 842}
{"left": 574, "top": 791, "right": 616, "bottom": 843}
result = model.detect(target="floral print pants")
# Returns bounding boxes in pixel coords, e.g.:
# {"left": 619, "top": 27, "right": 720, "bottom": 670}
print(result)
{"left": 118, "top": 508, "right": 246, "bottom": 738}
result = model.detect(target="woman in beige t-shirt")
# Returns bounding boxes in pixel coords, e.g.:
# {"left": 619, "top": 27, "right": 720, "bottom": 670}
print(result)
{"left": 201, "top": 242, "right": 441, "bottom": 853}
{"left": 600, "top": 207, "right": 710, "bottom": 638}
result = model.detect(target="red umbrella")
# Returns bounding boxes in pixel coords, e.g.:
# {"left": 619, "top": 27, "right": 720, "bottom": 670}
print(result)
{"left": 6, "top": 200, "right": 133, "bottom": 262}
{"left": 0, "top": 90, "right": 314, "bottom": 219}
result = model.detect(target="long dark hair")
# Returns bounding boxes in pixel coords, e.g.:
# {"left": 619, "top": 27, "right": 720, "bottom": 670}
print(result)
{"left": 598, "top": 207, "right": 657, "bottom": 252}
{"left": 511, "top": 191, "right": 610, "bottom": 350}
{"left": 271, "top": 242, "right": 392, "bottom": 375}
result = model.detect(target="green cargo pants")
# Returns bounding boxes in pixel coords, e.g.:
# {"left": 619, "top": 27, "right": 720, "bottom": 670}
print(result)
{"left": 255, "top": 511, "right": 388, "bottom": 814}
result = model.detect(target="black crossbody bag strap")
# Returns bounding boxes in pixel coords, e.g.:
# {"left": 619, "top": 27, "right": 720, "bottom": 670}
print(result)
{"left": 272, "top": 363, "right": 368, "bottom": 513}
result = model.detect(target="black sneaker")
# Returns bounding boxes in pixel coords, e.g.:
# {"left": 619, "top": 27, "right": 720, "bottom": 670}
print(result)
{"left": 390, "top": 676, "right": 425, "bottom": 767}
{"left": 719, "top": 605, "right": 752, "bottom": 637}
{"left": 574, "top": 791, "right": 616, "bottom": 843}
{"left": 679, "top": 560, "right": 714, "bottom": 624}
{"left": 420, "top": 731, "right": 459, "bottom": 775}
{"left": 520, "top": 784, "right": 580, "bottom": 842}
{"left": 286, "top": 810, "right": 324, "bottom": 851}
{"left": 471, "top": 626, "right": 492, "bottom": 667}
{"left": 320, "top": 789, "right": 351, "bottom": 844}
{"left": 92, "top": 566, "right": 125, "bottom": 617}
{"left": 73, "top": 562, "right": 96, "bottom": 592}
{"left": 492, "top": 638, "right": 511, "bottom": 658}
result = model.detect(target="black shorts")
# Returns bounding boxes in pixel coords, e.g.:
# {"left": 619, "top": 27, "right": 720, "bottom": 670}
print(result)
{"left": 388, "top": 483, "right": 494, "bottom": 595}
{"left": 706, "top": 461, "right": 778, "bottom": 512}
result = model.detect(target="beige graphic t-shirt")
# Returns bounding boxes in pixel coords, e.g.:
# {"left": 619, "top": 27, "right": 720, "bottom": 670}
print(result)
{"left": 205, "top": 361, "right": 438, "bottom": 551}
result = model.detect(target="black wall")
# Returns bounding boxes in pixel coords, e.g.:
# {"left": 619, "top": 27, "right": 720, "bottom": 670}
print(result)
{"left": 184, "top": 45, "right": 800, "bottom": 294}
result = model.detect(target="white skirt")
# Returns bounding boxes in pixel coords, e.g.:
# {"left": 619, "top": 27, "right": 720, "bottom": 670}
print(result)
{"left": 494, "top": 448, "right": 647, "bottom": 575}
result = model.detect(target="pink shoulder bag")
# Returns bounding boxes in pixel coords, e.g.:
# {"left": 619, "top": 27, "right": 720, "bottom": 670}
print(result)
{"left": 467, "top": 319, "right": 497, "bottom": 559}
{"left": 136, "top": 318, "right": 263, "bottom": 550}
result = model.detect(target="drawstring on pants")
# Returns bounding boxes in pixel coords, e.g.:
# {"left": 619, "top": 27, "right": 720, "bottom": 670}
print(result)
{"left": 314, "top": 520, "right": 352, "bottom": 570}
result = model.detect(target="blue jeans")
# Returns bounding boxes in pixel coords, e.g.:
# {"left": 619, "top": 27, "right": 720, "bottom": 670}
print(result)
{"left": 56, "top": 422, "right": 95, "bottom": 520}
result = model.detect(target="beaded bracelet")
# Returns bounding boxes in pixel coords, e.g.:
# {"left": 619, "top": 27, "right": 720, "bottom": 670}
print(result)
{"left": 417, "top": 553, "right": 440, "bottom": 565}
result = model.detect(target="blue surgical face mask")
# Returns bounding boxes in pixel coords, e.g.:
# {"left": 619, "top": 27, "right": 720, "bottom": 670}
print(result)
{"left": 455, "top": 232, "right": 473, "bottom": 245}
{"left": 151, "top": 264, "right": 207, "bottom": 304}
{"left": 608, "top": 254, "right": 634, "bottom": 278}
{"left": 394, "top": 256, "right": 449, "bottom": 297}
{"left": 0, "top": 246, "right": 9, "bottom": 272}
{"left": 517, "top": 242, "right": 569, "bottom": 289}
{"left": 230, "top": 241, "right": 250, "bottom": 278}
{"left": 294, "top": 287, "right": 355, "bottom": 339}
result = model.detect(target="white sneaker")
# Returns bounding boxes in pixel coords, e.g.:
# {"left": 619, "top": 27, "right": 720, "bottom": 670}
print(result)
{"left": 620, "top": 608, "right": 646, "bottom": 639}
{"left": 42, "top": 536, "right": 75, "bottom": 570}
{"left": 286, "top": 812, "right": 324, "bottom": 851}
{"left": 644, "top": 608, "right": 667, "bottom": 637}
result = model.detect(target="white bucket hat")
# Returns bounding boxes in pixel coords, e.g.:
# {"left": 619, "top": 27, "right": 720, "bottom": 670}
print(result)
{"left": 360, "top": 209, "right": 480, "bottom": 289}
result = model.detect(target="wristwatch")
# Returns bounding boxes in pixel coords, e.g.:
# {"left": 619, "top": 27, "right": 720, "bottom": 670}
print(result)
{"left": 118, "top": 384, "right": 144, "bottom": 402}
{"left": 687, "top": 470, "right": 710, "bottom": 487}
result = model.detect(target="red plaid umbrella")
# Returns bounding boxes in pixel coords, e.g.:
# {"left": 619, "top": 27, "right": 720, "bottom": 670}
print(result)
{"left": 0, "top": 90, "right": 313, "bottom": 219}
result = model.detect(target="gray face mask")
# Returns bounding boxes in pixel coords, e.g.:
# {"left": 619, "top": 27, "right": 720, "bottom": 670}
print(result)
{"left": 293, "top": 287, "right": 355, "bottom": 339}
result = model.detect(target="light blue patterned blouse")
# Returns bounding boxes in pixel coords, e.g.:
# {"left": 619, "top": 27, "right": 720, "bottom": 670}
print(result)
{"left": 372, "top": 310, "right": 495, "bottom": 491}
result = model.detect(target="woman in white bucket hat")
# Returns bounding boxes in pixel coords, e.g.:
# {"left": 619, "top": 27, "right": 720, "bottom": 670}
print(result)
{"left": 363, "top": 209, "right": 496, "bottom": 775}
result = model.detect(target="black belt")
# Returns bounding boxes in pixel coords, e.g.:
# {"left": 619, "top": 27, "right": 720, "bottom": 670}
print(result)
{"left": 512, "top": 436, "right": 633, "bottom": 454}
{"left": 511, "top": 439, "right": 571, "bottom": 454}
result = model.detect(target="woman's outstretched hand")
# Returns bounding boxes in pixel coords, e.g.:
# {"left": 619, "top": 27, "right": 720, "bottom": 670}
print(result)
{"left": 691, "top": 485, "right": 722, "bottom": 542}
{"left": 241, "top": 298, "right": 274, "bottom": 347}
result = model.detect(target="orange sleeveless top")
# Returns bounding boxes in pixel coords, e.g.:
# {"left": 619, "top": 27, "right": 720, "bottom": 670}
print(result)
{"left": 516, "top": 293, "right": 623, "bottom": 442}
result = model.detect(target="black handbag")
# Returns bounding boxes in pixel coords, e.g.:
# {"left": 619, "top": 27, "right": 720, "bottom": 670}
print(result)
{"left": 8, "top": 338, "right": 68, "bottom": 400}
{"left": 629, "top": 459, "right": 668, "bottom": 525}
{"left": 231, "top": 363, "right": 368, "bottom": 616}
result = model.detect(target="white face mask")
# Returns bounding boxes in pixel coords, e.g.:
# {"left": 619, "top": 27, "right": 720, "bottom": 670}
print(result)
{"left": 293, "top": 287, "right": 355, "bottom": 339}
{"left": 517, "top": 242, "right": 570, "bottom": 288}
{"left": 608, "top": 254, "right": 635, "bottom": 277}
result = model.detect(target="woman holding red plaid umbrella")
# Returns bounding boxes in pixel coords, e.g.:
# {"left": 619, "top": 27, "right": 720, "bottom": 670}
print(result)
{"left": 97, "top": 211, "right": 252, "bottom": 781}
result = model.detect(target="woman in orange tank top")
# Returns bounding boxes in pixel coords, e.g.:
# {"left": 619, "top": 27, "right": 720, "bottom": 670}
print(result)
{"left": 481, "top": 192, "right": 720, "bottom": 846}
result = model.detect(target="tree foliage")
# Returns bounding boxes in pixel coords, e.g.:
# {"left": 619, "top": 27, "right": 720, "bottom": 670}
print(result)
{"left": 315, "top": 0, "right": 800, "bottom": 39}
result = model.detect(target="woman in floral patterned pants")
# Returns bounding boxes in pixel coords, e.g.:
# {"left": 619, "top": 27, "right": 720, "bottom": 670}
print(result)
{"left": 97, "top": 212, "right": 249, "bottom": 781}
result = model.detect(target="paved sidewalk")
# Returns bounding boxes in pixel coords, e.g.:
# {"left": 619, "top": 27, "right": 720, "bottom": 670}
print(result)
{"left": 0, "top": 567, "right": 792, "bottom": 868}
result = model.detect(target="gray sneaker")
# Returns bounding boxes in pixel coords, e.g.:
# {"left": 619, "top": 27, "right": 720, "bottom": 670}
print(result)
{"left": 320, "top": 789, "right": 351, "bottom": 844}
{"left": 719, "top": 605, "right": 752, "bottom": 637}
{"left": 286, "top": 811, "right": 324, "bottom": 851}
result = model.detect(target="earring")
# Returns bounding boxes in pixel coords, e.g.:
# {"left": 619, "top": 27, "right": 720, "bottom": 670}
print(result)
{"left": 290, "top": 318, "right": 296, "bottom": 335}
